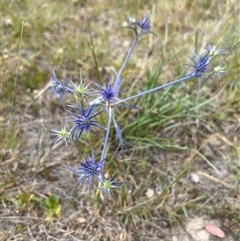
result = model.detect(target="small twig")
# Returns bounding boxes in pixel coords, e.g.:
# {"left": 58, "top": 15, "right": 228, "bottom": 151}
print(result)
{"left": 197, "top": 171, "right": 234, "bottom": 189}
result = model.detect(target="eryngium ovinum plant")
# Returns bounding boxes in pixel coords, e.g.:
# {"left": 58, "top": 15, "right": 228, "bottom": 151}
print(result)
{"left": 48, "top": 13, "right": 226, "bottom": 202}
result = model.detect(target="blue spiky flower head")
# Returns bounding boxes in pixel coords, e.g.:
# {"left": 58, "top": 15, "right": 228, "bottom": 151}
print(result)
{"left": 67, "top": 104, "right": 104, "bottom": 141}
{"left": 136, "top": 12, "right": 151, "bottom": 32}
{"left": 49, "top": 70, "right": 73, "bottom": 104}
{"left": 90, "top": 77, "right": 120, "bottom": 110}
{"left": 186, "top": 51, "right": 211, "bottom": 95}
{"left": 98, "top": 78, "right": 119, "bottom": 105}
{"left": 187, "top": 51, "right": 210, "bottom": 79}
{"left": 63, "top": 150, "right": 105, "bottom": 190}
{"left": 128, "top": 12, "right": 153, "bottom": 37}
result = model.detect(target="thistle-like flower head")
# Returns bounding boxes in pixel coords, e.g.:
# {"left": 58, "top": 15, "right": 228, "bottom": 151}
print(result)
{"left": 136, "top": 12, "right": 151, "bottom": 32}
{"left": 90, "top": 78, "right": 119, "bottom": 109}
{"left": 51, "top": 126, "right": 71, "bottom": 146}
{"left": 97, "top": 172, "right": 126, "bottom": 200}
{"left": 213, "top": 64, "right": 227, "bottom": 79}
{"left": 206, "top": 45, "right": 225, "bottom": 59}
{"left": 67, "top": 104, "right": 104, "bottom": 141}
{"left": 129, "top": 15, "right": 137, "bottom": 24}
{"left": 71, "top": 72, "right": 92, "bottom": 100}
{"left": 49, "top": 70, "right": 73, "bottom": 104}
{"left": 187, "top": 51, "right": 210, "bottom": 79}
{"left": 63, "top": 150, "right": 105, "bottom": 189}
{"left": 127, "top": 12, "right": 153, "bottom": 36}
{"left": 99, "top": 80, "right": 119, "bottom": 105}
{"left": 186, "top": 49, "right": 214, "bottom": 96}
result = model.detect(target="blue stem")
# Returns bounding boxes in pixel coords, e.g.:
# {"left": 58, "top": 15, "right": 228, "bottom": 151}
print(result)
{"left": 116, "top": 75, "right": 195, "bottom": 105}
{"left": 101, "top": 107, "right": 112, "bottom": 161}
{"left": 114, "top": 37, "right": 138, "bottom": 91}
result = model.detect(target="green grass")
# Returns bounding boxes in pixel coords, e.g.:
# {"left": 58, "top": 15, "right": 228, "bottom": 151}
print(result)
{"left": 1, "top": 0, "right": 240, "bottom": 240}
